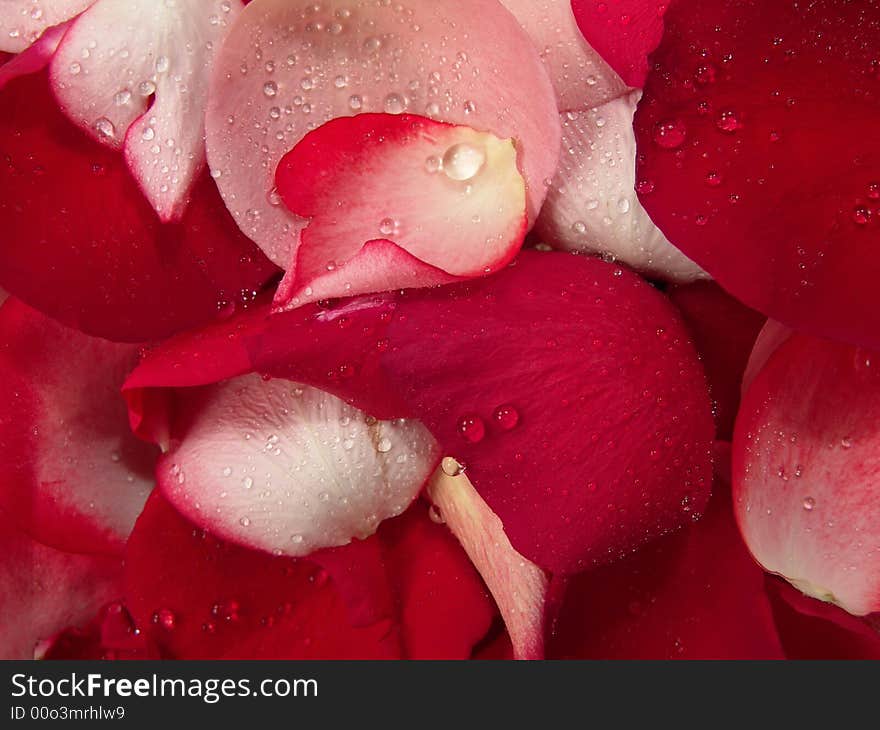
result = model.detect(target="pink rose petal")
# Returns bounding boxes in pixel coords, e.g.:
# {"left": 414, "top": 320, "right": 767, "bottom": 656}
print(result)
{"left": 0, "top": 0, "right": 91, "bottom": 53}
{"left": 50, "top": 0, "right": 243, "bottom": 221}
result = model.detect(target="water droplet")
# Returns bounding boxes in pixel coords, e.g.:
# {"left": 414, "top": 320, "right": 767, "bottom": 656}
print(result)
{"left": 716, "top": 109, "right": 743, "bottom": 133}
{"left": 155, "top": 55, "right": 170, "bottom": 74}
{"left": 114, "top": 89, "right": 132, "bottom": 106}
{"left": 348, "top": 94, "right": 363, "bottom": 111}
{"left": 138, "top": 80, "right": 157, "bottom": 97}
{"left": 706, "top": 171, "right": 722, "bottom": 186}
{"left": 492, "top": 404, "right": 520, "bottom": 431}
{"left": 378, "top": 217, "right": 397, "bottom": 236}
{"left": 383, "top": 92, "right": 406, "bottom": 114}
{"left": 69, "top": 62, "right": 81, "bottom": 75}
{"left": 242, "top": 476, "right": 254, "bottom": 489}
{"left": 457, "top": 415, "right": 486, "bottom": 443}
{"left": 442, "top": 143, "right": 485, "bottom": 181}
{"left": 376, "top": 437, "right": 393, "bottom": 453}
{"left": 424, "top": 155, "right": 442, "bottom": 174}
{"left": 93, "top": 117, "right": 116, "bottom": 140}
{"left": 841, "top": 436, "right": 853, "bottom": 449}
{"left": 653, "top": 119, "right": 687, "bottom": 149}
{"left": 290, "top": 534, "right": 304, "bottom": 544}
{"left": 803, "top": 496, "right": 815, "bottom": 511}
{"left": 211, "top": 599, "right": 241, "bottom": 623}
{"left": 263, "top": 81, "right": 278, "bottom": 97}
{"left": 441, "top": 456, "right": 465, "bottom": 476}
{"left": 239, "top": 516, "right": 251, "bottom": 527}
{"left": 151, "top": 608, "right": 176, "bottom": 631}
{"left": 572, "top": 221, "right": 587, "bottom": 234}
{"left": 853, "top": 206, "right": 871, "bottom": 226}
{"left": 222, "top": 466, "right": 232, "bottom": 477}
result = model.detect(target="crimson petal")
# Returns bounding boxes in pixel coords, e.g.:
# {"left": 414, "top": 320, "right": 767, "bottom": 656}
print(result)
{"left": 0, "top": 70, "right": 278, "bottom": 342}
{"left": 634, "top": 0, "right": 880, "bottom": 349}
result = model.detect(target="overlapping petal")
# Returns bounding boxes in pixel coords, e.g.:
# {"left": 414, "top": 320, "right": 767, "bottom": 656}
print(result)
{"left": 0, "top": 0, "right": 91, "bottom": 53}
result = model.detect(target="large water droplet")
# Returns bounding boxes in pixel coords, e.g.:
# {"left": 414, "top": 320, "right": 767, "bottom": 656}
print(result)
{"left": 492, "top": 404, "right": 520, "bottom": 431}
{"left": 442, "top": 143, "right": 485, "bottom": 181}
{"left": 653, "top": 119, "right": 686, "bottom": 149}
{"left": 457, "top": 414, "right": 486, "bottom": 443}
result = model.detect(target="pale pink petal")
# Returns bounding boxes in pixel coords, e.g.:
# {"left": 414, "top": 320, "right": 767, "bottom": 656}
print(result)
{"left": 426, "top": 463, "right": 549, "bottom": 660}
{"left": 0, "top": 19, "right": 65, "bottom": 89}
{"left": 734, "top": 334, "right": 880, "bottom": 616}
{"left": 536, "top": 90, "right": 706, "bottom": 282}
{"left": 49, "top": 0, "right": 243, "bottom": 221}
{"left": 498, "top": 0, "right": 626, "bottom": 110}
{"left": 205, "top": 0, "right": 560, "bottom": 268}
{"left": 0, "top": 298, "right": 158, "bottom": 555}
{"left": 159, "top": 374, "right": 440, "bottom": 557}
{"left": 273, "top": 113, "right": 526, "bottom": 308}
{"left": 0, "top": 510, "right": 122, "bottom": 659}
{"left": 0, "top": 0, "right": 90, "bottom": 53}
{"left": 276, "top": 239, "right": 460, "bottom": 310}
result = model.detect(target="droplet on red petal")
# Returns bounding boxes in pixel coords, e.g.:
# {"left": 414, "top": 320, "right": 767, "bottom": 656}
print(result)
{"left": 458, "top": 415, "right": 487, "bottom": 444}
{"left": 653, "top": 118, "right": 687, "bottom": 149}
{"left": 635, "top": 0, "right": 880, "bottom": 349}
{"left": 493, "top": 405, "right": 520, "bottom": 431}
{"left": 734, "top": 332, "right": 880, "bottom": 616}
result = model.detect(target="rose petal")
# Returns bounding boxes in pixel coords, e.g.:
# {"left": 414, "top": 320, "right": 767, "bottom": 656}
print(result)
{"left": 124, "top": 491, "right": 398, "bottom": 659}
{"left": 0, "top": 298, "right": 157, "bottom": 554}
{"left": 549, "top": 477, "right": 784, "bottom": 659}
{"left": 377, "top": 251, "right": 714, "bottom": 574}
{"left": 205, "top": 0, "right": 559, "bottom": 267}
{"left": 0, "top": 18, "right": 66, "bottom": 88}
{"left": 0, "top": 509, "right": 122, "bottom": 659}
{"left": 0, "top": 70, "right": 277, "bottom": 342}
{"left": 157, "top": 373, "right": 439, "bottom": 557}
{"left": 537, "top": 91, "right": 706, "bottom": 282}
{"left": 0, "top": 0, "right": 91, "bottom": 53}
{"left": 668, "top": 280, "right": 765, "bottom": 440}
{"left": 50, "top": 0, "right": 242, "bottom": 220}
{"left": 734, "top": 333, "right": 880, "bottom": 615}
{"left": 740, "top": 319, "right": 793, "bottom": 397}
{"left": 767, "top": 577, "right": 880, "bottom": 660}
{"left": 273, "top": 113, "right": 526, "bottom": 307}
{"left": 634, "top": 0, "right": 880, "bottom": 349}
{"left": 498, "top": 0, "right": 626, "bottom": 109}
{"left": 570, "top": 0, "right": 668, "bottom": 88}
{"left": 426, "top": 466, "right": 548, "bottom": 660}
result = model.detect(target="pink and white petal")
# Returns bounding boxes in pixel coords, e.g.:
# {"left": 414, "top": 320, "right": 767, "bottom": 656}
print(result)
{"left": 273, "top": 114, "right": 526, "bottom": 307}
{"left": 205, "top": 0, "right": 559, "bottom": 268}
{"left": 50, "top": 0, "right": 243, "bottom": 221}
{"left": 0, "top": 18, "right": 65, "bottom": 89}
{"left": 537, "top": 91, "right": 706, "bottom": 282}
{"left": 733, "top": 334, "right": 880, "bottom": 616}
{"left": 0, "top": 509, "right": 122, "bottom": 659}
{"left": 426, "top": 464, "right": 549, "bottom": 660}
{"left": 498, "top": 0, "right": 626, "bottom": 110}
{"left": 570, "top": 0, "right": 668, "bottom": 89}
{"left": 0, "top": 299, "right": 158, "bottom": 555}
{"left": 276, "top": 239, "right": 460, "bottom": 311}
{"left": 0, "top": 0, "right": 90, "bottom": 53}
{"left": 159, "top": 374, "right": 439, "bottom": 557}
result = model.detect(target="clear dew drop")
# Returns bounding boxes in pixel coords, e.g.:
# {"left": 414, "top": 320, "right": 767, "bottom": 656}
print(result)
{"left": 803, "top": 496, "right": 815, "bottom": 511}
{"left": 376, "top": 437, "right": 393, "bottom": 453}
{"left": 263, "top": 81, "right": 278, "bottom": 98}
{"left": 492, "top": 404, "right": 520, "bottom": 431}
{"left": 93, "top": 117, "right": 116, "bottom": 140}
{"left": 442, "top": 143, "right": 485, "bottom": 182}
{"left": 138, "top": 80, "right": 157, "bottom": 97}
{"left": 383, "top": 93, "right": 407, "bottom": 114}
{"left": 378, "top": 217, "right": 397, "bottom": 236}
{"left": 155, "top": 55, "right": 170, "bottom": 74}
{"left": 457, "top": 414, "right": 486, "bottom": 444}
{"left": 239, "top": 516, "right": 251, "bottom": 527}
{"left": 114, "top": 89, "right": 132, "bottom": 106}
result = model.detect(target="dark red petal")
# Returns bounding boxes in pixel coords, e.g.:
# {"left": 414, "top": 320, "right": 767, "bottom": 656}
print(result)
{"left": 570, "top": 0, "right": 668, "bottom": 88}
{"left": 0, "top": 508, "right": 122, "bottom": 659}
{"left": 733, "top": 333, "right": 880, "bottom": 616}
{"left": 378, "top": 251, "right": 714, "bottom": 574}
{"left": 124, "top": 491, "right": 399, "bottom": 659}
{"left": 635, "top": 0, "right": 880, "bottom": 349}
{"left": 549, "top": 477, "right": 784, "bottom": 659}
{"left": 0, "top": 298, "right": 157, "bottom": 555}
{"left": 0, "top": 70, "right": 277, "bottom": 342}
{"left": 767, "top": 577, "right": 880, "bottom": 660}
{"left": 668, "top": 281, "right": 765, "bottom": 440}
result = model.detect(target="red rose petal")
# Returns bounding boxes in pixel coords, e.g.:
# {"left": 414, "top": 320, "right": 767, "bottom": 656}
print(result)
{"left": 740, "top": 319, "right": 793, "bottom": 397}
{"left": 0, "top": 298, "right": 157, "bottom": 555}
{"left": 570, "top": 0, "right": 668, "bottom": 88}
{"left": 0, "top": 509, "right": 122, "bottom": 659}
{"left": 0, "top": 0, "right": 91, "bottom": 53}
{"left": 0, "top": 70, "right": 278, "bottom": 342}
{"left": 0, "top": 19, "right": 66, "bottom": 88}
{"left": 50, "top": 0, "right": 243, "bottom": 220}
{"left": 124, "top": 491, "right": 399, "bottom": 659}
{"left": 668, "top": 280, "right": 765, "bottom": 440}
{"left": 205, "top": 0, "right": 559, "bottom": 268}
{"left": 378, "top": 251, "right": 714, "bottom": 574}
{"left": 549, "top": 477, "right": 784, "bottom": 659}
{"left": 734, "top": 333, "right": 880, "bottom": 615}
{"left": 634, "top": 0, "right": 880, "bottom": 349}
{"left": 273, "top": 114, "right": 525, "bottom": 308}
